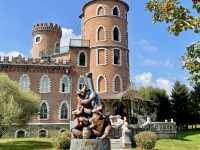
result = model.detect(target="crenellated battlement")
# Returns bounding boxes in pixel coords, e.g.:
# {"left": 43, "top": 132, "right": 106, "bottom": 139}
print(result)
{"left": 32, "top": 22, "right": 62, "bottom": 38}
{"left": 0, "top": 55, "right": 70, "bottom": 66}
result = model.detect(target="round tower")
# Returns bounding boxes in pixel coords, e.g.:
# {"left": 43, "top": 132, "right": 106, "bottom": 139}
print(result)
{"left": 81, "top": 0, "right": 130, "bottom": 98}
{"left": 32, "top": 23, "right": 62, "bottom": 59}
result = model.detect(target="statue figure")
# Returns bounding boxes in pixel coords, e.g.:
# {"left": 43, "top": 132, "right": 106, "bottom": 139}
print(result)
{"left": 71, "top": 73, "right": 111, "bottom": 139}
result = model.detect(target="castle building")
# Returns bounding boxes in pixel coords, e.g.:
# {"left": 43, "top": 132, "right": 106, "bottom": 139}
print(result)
{"left": 0, "top": 0, "right": 130, "bottom": 138}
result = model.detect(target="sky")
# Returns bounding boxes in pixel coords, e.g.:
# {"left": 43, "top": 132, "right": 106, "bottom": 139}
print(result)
{"left": 0, "top": 0, "right": 199, "bottom": 94}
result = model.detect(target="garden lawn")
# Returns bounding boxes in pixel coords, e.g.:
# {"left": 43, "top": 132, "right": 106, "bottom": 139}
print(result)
{"left": 155, "top": 129, "right": 200, "bottom": 150}
{"left": 0, "top": 129, "right": 199, "bottom": 150}
{"left": 133, "top": 129, "right": 200, "bottom": 150}
{"left": 0, "top": 138, "right": 55, "bottom": 150}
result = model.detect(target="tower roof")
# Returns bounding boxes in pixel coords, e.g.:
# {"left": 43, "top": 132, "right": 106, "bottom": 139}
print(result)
{"left": 81, "top": 0, "right": 129, "bottom": 17}
{"left": 32, "top": 23, "right": 62, "bottom": 38}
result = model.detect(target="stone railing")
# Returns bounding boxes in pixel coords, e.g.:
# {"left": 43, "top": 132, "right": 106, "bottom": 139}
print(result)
{"left": 143, "top": 121, "right": 177, "bottom": 138}
{"left": 0, "top": 56, "right": 70, "bottom": 66}
{"left": 69, "top": 39, "right": 90, "bottom": 48}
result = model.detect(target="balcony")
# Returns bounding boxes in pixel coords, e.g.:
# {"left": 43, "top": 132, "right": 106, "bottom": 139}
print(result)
{"left": 69, "top": 39, "right": 90, "bottom": 48}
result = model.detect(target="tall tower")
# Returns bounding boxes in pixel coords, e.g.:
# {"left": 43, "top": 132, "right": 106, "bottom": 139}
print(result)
{"left": 81, "top": 0, "right": 130, "bottom": 99}
{"left": 32, "top": 23, "right": 62, "bottom": 59}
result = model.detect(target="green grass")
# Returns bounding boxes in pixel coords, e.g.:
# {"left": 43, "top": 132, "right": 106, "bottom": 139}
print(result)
{"left": 0, "top": 138, "right": 55, "bottom": 150}
{"left": 133, "top": 129, "right": 200, "bottom": 150}
{"left": 156, "top": 129, "right": 200, "bottom": 150}
{"left": 0, "top": 129, "right": 199, "bottom": 150}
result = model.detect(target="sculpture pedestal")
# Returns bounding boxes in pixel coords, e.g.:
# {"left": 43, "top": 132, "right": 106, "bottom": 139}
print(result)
{"left": 70, "top": 139, "right": 111, "bottom": 150}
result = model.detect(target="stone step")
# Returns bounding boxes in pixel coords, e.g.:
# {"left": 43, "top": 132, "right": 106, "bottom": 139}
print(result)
{"left": 111, "top": 139, "right": 121, "bottom": 149}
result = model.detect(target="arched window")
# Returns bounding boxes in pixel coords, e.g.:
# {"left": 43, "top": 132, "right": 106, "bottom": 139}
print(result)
{"left": 97, "top": 6, "right": 104, "bottom": 16}
{"left": 97, "top": 26, "right": 105, "bottom": 41}
{"left": 78, "top": 77, "right": 85, "bottom": 90}
{"left": 113, "top": 75, "right": 123, "bottom": 93}
{"left": 40, "top": 75, "right": 50, "bottom": 93}
{"left": 113, "top": 26, "right": 120, "bottom": 41}
{"left": 40, "top": 102, "right": 49, "bottom": 120}
{"left": 39, "top": 129, "right": 48, "bottom": 137}
{"left": 78, "top": 51, "right": 87, "bottom": 67}
{"left": 15, "top": 129, "right": 26, "bottom": 138}
{"left": 19, "top": 74, "right": 30, "bottom": 91}
{"left": 97, "top": 75, "right": 107, "bottom": 93}
{"left": 60, "top": 75, "right": 71, "bottom": 93}
{"left": 113, "top": 6, "right": 120, "bottom": 16}
{"left": 59, "top": 102, "right": 68, "bottom": 120}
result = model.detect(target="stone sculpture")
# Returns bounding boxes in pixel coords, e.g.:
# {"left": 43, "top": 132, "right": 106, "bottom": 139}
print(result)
{"left": 70, "top": 73, "right": 111, "bottom": 150}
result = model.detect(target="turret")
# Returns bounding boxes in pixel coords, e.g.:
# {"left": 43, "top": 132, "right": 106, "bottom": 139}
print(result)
{"left": 32, "top": 23, "right": 62, "bottom": 59}
{"left": 80, "top": 0, "right": 130, "bottom": 98}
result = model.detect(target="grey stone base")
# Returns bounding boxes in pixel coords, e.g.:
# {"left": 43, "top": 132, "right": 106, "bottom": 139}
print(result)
{"left": 70, "top": 139, "right": 111, "bottom": 150}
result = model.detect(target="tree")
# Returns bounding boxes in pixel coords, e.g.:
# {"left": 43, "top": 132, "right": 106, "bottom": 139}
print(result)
{"left": 183, "top": 41, "right": 200, "bottom": 85}
{"left": 0, "top": 73, "right": 40, "bottom": 127}
{"left": 138, "top": 87, "right": 171, "bottom": 121}
{"left": 170, "top": 81, "right": 190, "bottom": 129}
{"left": 146, "top": 0, "right": 200, "bottom": 36}
{"left": 189, "top": 85, "right": 200, "bottom": 127}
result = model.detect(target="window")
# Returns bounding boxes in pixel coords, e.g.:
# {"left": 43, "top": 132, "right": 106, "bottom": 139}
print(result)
{"left": 40, "top": 75, "right": 50, "bottom": 93}
{"left": 60, "top": 75, "right": 70, "bottom": 93}
{"left": 113, "top": 6, "right": 120, "bottom": 16}
{"left": 113, "top": 75, "right": 123, "bottom": 93}
{"left": 97, "top": 26, "right": 105, "bottom": 41}
{"left": 113, "top": 26, "right": 120, "bottom": 41}
{"left": 19, "top": 74, "right": 30, "bottom": 91}
{"left": 97, "top": 6, "right": 104, "bottom": 16}
{"left": 78, "top": 77, "right": 85, "bottom": 90}
{"left": 97, "top": 75, "right": 107, "bottom": 93}
{"left": 40, "top": 102, "right": 48, "bottom": 120}
{"left": 55, "top": 42, "right": 60, "bottom": 53}
{"left": 59, "top": 102, "right": 68, "bottom": 120}
{"left": 113, "top": 49, "right": 121, "bottom": 65}
{"left": 36, "top": 37, "right": 40, "bottom": 42}
{"left": 78, "top": 51, "right": 87, "bottom": 67}
{"left": 34, "top": 35, "right": 42, "bottom": 44}
{"left": 39, "top": 129, "right": 48, "bottom": 137}
{"left": 126, "top": 51, "right": 129, "bottom": 67}
{"left": 97, "top": 48, "right": 106, "bottom": 65}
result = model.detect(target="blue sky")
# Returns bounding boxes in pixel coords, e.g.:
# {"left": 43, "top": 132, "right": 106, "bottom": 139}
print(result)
{"left": 0, "top": 0, "right": 199, "bottom": 93}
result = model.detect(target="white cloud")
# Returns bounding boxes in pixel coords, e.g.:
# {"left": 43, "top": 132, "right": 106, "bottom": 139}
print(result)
{"left": 156, "top": 78, "right": 172, "bottom": 94}
{"left": 135, "top": 72, "right": 153, "bottom": 87}
{"left": 132, "top": 39, "right": 159, "bottom": 52}
{"left": 135, "top": 72, "right": 173, "bottom": 94}
{"left": 60, "top": 28, "right": 81, "bottom": 47}
{"left": 0, "top": 51, "right": 25, "bottom": 58}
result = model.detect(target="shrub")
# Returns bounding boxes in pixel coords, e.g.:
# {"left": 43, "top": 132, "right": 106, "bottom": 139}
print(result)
{"left": 135, "top": 131, "right": 158, "bottom": 150}
{"left": 56, "top": 131, "right": 71, "bottom": 150}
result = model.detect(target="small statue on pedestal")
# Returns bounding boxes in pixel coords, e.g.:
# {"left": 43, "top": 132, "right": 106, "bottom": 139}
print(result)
{"left": 71, "top": 73, "right": 111, "bottom": 140}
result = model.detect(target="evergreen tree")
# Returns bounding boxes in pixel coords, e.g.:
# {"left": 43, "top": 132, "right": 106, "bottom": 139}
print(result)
{"left": 170, "top": 81, "right": 190, "bottom": 129}
{"left": 189, "top": 85, "right": 200, "bottom": 126}
{"left": 138, "top": 87, "right": 171, "bottom": 121}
